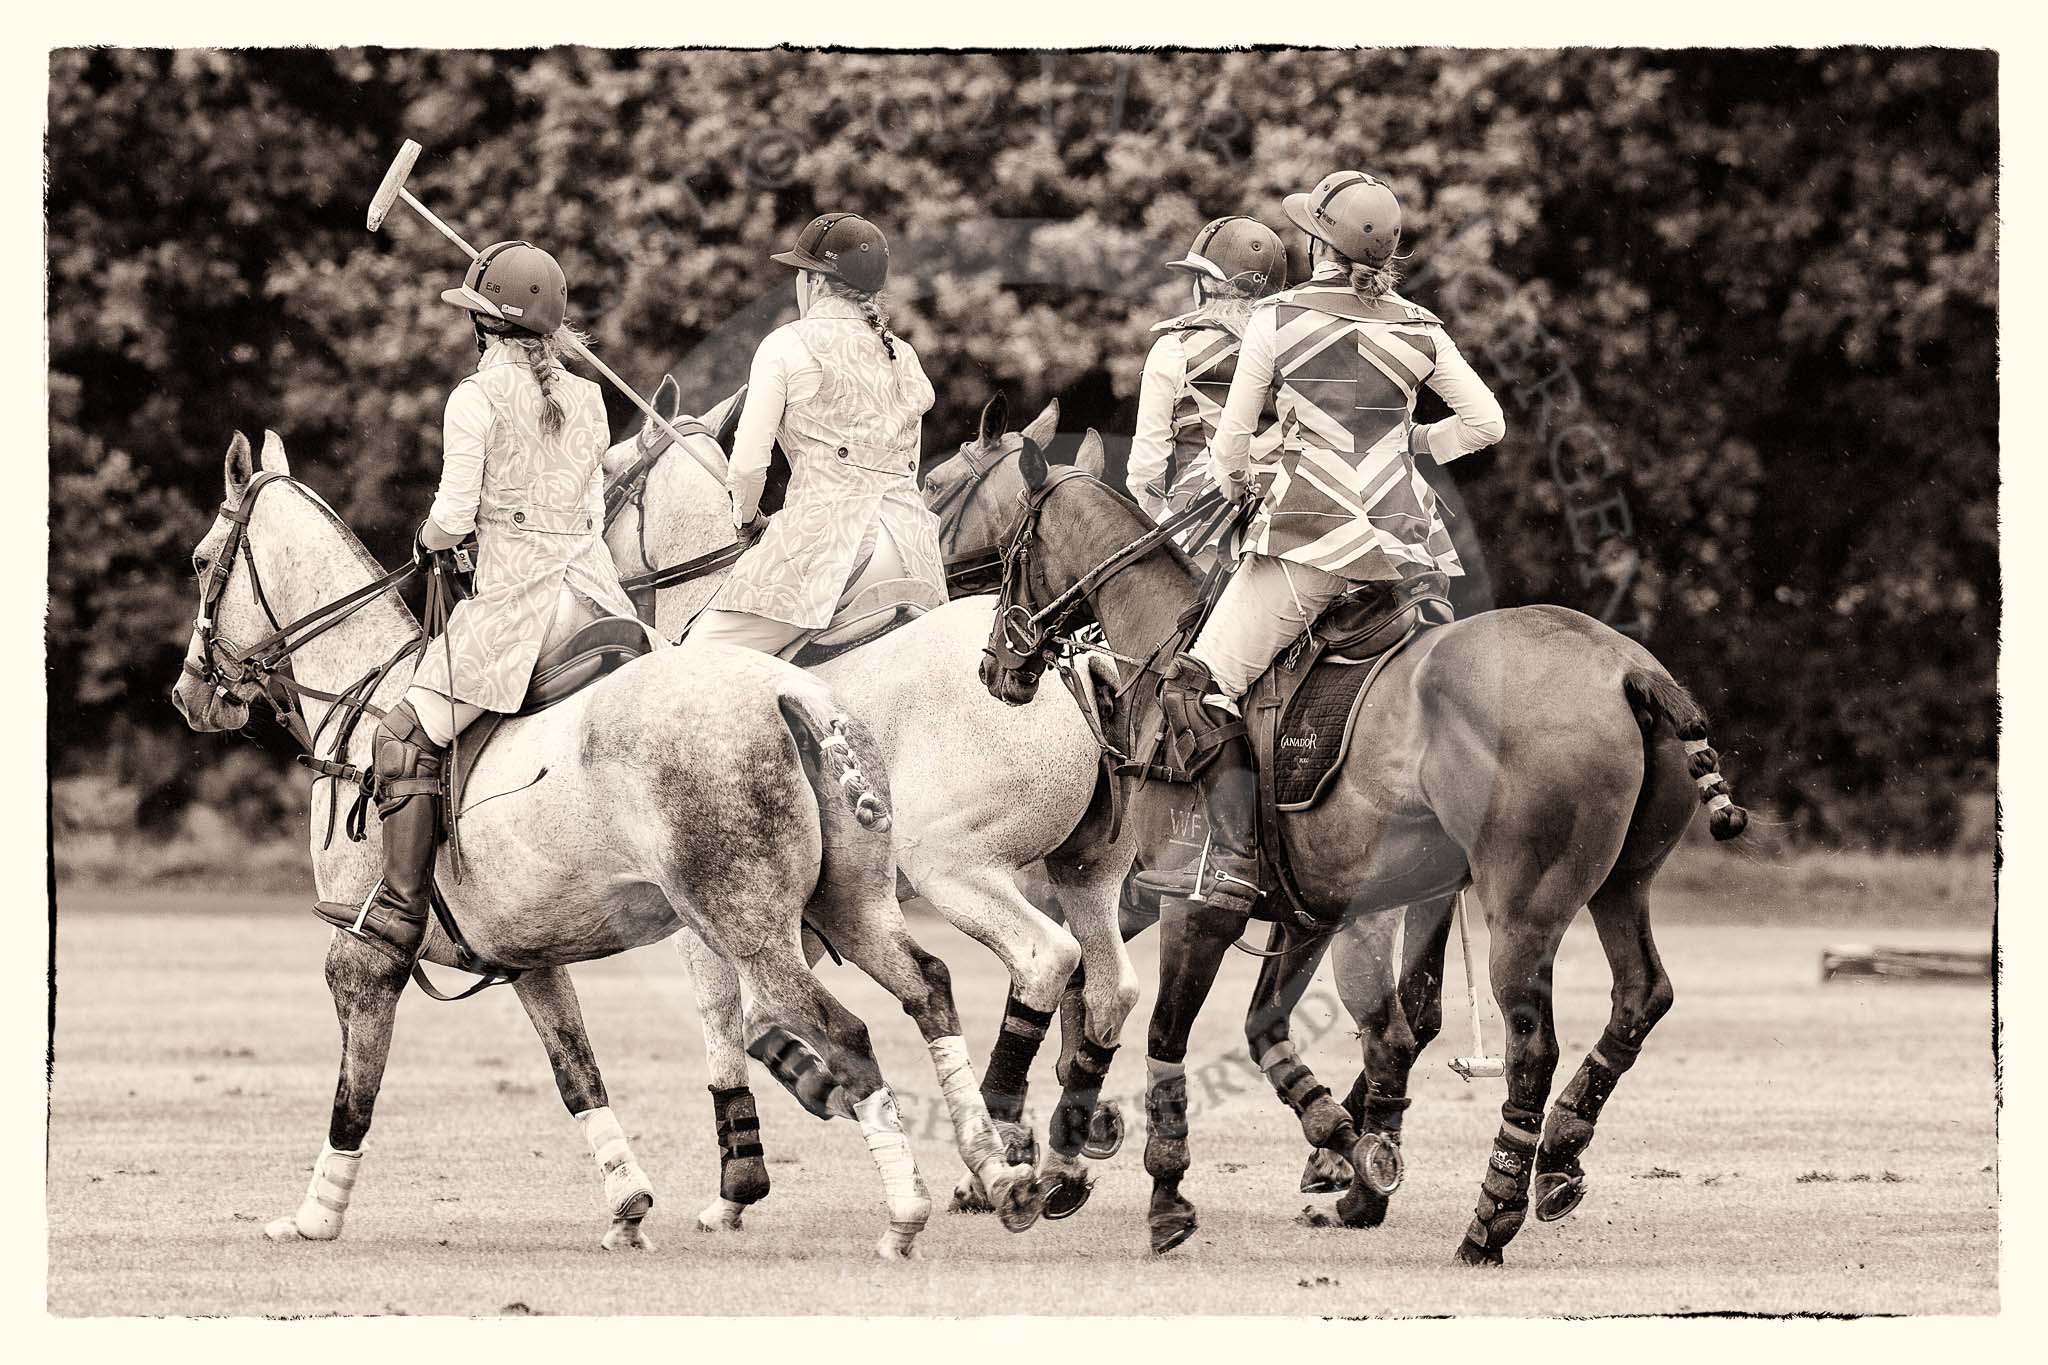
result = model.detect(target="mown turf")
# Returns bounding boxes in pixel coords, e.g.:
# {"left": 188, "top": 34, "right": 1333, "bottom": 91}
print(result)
{"left": 49, "top": 883, "right": 1996, "bottom": 1317}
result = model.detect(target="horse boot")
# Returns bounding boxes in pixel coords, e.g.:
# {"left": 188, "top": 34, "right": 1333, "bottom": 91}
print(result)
{"left": 314, "top": 701, "right": 446, "bottom": 969}
{"left": 1134, "top": 656, "right": 1260, "bottom": 915}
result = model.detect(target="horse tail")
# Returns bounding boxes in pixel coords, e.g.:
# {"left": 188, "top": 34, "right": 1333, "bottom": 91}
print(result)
{"left": 1621, "top": 667, "right": 1749, "bottom": 841}
{"left": 776, "top": 689, "right": 892, "bottom": 835}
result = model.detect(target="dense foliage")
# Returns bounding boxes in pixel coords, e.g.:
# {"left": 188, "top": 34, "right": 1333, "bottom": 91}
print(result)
{"left": 47, "top": 48, "right": 1996, "bottom": 848}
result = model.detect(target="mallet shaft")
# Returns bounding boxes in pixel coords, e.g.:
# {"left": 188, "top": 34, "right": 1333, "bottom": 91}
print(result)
{"left": 398, "top": 187, "right": 479, "bottom": 259}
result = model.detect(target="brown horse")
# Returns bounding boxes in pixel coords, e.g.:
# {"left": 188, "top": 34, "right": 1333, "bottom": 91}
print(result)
{"left": 979, "top": 451, "right": 1746, "bottom": 1265}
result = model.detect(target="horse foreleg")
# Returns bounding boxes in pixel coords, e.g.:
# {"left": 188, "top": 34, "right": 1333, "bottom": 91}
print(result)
{"left": 1037, "top": 843, "right": 1143, "bottom": 1215}
{"left": 1325, "top": 896, "right": 1454, "bottom": 1227}
{"left": 511, "top": 966, "right": 655, "bottom": 1251}
{"left": 674, "top": 930, "right": 773, "bottom": 1233}
{"left": 265, "top": 934, "right": 405, "bottom": 1244}
{"left": 1243, "top": 924, "right": 1354, "bottom": 1182}
{"left": 1142, "top": 900, "right": 1244, "bottom": 1255}
{"left": 1532, "top": 875, "right": 1674, "bottom": 1226}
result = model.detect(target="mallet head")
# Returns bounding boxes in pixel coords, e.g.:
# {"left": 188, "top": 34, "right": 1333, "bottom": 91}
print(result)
{"left": 367, "top": 139, "right": 422, "bottom": 233}
{"left": 1451, "top": 1056, "right": 1506, "bottom": 1081}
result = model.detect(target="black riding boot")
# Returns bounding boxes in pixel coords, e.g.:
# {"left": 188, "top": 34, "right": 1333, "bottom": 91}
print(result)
{"left": 314, "top": 701, "right": 446, "bottom": 967}
{"left": 1135, "top": 657, "right": 1261, "bottom": 915}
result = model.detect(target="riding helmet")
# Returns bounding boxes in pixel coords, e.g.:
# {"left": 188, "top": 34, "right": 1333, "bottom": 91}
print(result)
{"left": 771, "top": 213, "right": 891, "bottom": 293}
{"left": 440, "top": 241, "right": 569, "bottom": 336}
{"left": 1283, "top": 172, "right": 1403, "bottom": 267}
{"left": 1163, "top": 216, "right": 1288, "bottom": 297}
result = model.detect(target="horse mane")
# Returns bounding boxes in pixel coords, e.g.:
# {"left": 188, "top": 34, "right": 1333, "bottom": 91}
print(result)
{"left": 259, "top": 475, "right": 419, "bottom": 625}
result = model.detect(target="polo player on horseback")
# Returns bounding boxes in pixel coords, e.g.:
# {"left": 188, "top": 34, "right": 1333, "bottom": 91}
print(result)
{"left": 314, "top": 241, "right": 649, "bottom": 966}
{"left": 1137, "top": 173, "right": 1507, "bottom": 914}
{"left": 1126, "top": 216, "right": 1289, "bottom": 543}
{"left": 685, "top": 213, "right": 947, "bottom": 655}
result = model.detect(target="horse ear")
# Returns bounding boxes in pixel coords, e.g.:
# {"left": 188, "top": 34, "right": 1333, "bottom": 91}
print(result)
{"left": 259, "top": 429, "right": 291, "bottom": 477}
{"left": 1074, "top": 428, "right": 1107, "bottom": 479}
{"left": 654, "top": 374, "right": 680, "bottom": 421}
{"left": 1019, "top": 437, "right": 1050, "bottom": 491}
{"left": 978, "top": 393, "right": 1010, "bottom": 447}
{"left": 1020, "top": 398, "right": 1060, "bottom": 450}
{"left": 224, "top": 431, "right": 254, "bottom": 506}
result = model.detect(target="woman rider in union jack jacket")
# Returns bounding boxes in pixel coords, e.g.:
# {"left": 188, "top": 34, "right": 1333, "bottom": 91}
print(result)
{"left": 1137, "top": 172, "right": 1507, "bottom": 914}
{"left": 1125, "top": 216, "right": 1289, "bottom": 560}
{"left": 685, "top": 213, "right": 947, "bottom": 656}
{"left": 315, "top": 241, "right": 648, "bottom": 966}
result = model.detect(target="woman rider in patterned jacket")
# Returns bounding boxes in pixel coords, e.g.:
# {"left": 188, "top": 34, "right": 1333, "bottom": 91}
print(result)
{"left": 1125, "top": 215, "right": 1289, "bottom": 562}
{"left": 684, "top": 213, "right": 947, "bottom": 656}
{"left": 1135, "top": 173, "right": 1507, "bottom": 914}
{"left": 315, "top": 241, "right": 648, "bottom": 967}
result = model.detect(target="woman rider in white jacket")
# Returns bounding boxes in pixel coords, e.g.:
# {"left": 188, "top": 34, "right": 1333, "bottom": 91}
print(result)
{"left": 686, "top": 213, "right": 947, "bottom": 656}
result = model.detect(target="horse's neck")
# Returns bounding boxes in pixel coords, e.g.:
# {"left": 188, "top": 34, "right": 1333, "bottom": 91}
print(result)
{"left": 251, "top": 487, "right": 419, "bottom": 756}
{"left": 1060, "top": 502, "right": 1199, "bottom": 669}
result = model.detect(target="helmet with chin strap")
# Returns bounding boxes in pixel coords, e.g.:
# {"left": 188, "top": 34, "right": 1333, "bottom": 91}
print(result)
{"left": 1163, "top": 215, "right": 1288, "bottom": 297}
{"left": 439, "top": 241, "right": 569, "bottom": 337}
{"left": 1283, "top": 171, "right": 1403, "bottom": 267}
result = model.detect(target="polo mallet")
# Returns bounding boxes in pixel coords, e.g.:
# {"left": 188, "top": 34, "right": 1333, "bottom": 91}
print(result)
{"left": 1448, "top": 891, "right": 1506, "bottom": 1081}
{"left": 367, "top": 140, "right": 728, "bottom": 486}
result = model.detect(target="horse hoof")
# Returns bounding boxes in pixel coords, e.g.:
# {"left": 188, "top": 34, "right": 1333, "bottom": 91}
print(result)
{"left": 948, "top": 1173, "right": 994, "bottom": 1214}
{"left": 1082, "top": 1102, "right": 1125, "bottom": 1160}
{"left": 991, "top": 1166, "right": 1046, "bottom": 1233}
{"left": 264, "top": 1215, "right": 310, "bottom": 1242}
{"left": 1532, "top": 1170, "right": 1587, "bottom": 1223}
{"left": 1353, "top": 1132, "right": 1404, "bottom": 1196}
{"left": 1335, "top": 1181, "right": 1391, "bottom": 1229}
{"left": 1455, "top": 1237, "right": 1505, "bottom": 1268}
{"left": 696, "top": 1196, "right": 746, "bottom": 1232}
{"left": 1043, "top": 1169, "right": 1095, "bottom": 1220}
{"left": 875, "top": 1227, "right": 922, "bottom": 1260}
{"left": 602, "top": 1216, "right": 653, "bottom": 1251}
{"left": 1150, "top": 1212, "right": 1198, "bottom": 1255}
{"left": 1300, "top": 1148, "right": 1353, "bottom": 1194}
{"left": 996, "top": 1118, "right": 1040, "bottom": 1169}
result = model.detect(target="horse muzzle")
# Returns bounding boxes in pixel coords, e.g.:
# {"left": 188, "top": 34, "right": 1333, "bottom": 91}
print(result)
{"left": 979, "top": 648, "right": 1044, "bottom": 707}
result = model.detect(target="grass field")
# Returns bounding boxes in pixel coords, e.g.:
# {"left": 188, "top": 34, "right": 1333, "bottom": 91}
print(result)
{"left": 48, "top": 863, "right": 1997, "bottom": 1318}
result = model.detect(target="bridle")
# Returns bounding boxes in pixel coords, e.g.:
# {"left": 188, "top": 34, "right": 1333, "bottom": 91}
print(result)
{"left": 983, "top": 467, "right": 1233, "bottom": 695}
{"left": 183, "top": 471, "right": 426, "bottom": 780}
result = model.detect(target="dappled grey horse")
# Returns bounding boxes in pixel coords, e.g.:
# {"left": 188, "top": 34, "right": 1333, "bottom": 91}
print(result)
{"left": 170, "top": 431, "right": 1040, "bottom": 1258}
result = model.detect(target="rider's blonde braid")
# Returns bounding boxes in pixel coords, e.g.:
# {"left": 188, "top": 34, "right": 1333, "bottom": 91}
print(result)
{"left": 826, "top": 277, "right": 898, "bottom": 361}
{"left": 511, "top": 325, "right": 591, "bottom": 438}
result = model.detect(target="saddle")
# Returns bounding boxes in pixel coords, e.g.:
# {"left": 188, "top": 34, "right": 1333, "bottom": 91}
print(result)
{"left": 1134, "top": 571, "right": 1454, "bottom": 928}
{"left": 782, "top": 576, "right": 947, "bottom": 667}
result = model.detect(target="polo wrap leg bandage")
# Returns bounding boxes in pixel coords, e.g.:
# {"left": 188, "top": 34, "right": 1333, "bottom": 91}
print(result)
{"left": 577, "top": 1105, "right": 654, "bottom": 1221}
{"left": 854, "top": 1087, "right": 930, "bottom": 1257}
{"left": 266, "top": 1142, "right": 361, "bottom": 1242}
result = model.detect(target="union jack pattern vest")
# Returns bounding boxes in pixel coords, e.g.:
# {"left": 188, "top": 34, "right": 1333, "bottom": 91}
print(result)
{"left": 1249, "top": 280, "right": 1462, "bottom": 582}
{"left": 1153, "top": 317, "right": 1284, "bottom": 543}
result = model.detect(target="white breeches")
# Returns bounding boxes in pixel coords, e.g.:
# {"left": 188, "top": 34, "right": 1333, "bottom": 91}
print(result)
{"left": 406, "top": 581, "right": 606, "bottom": 746}
{"left": 689, "top": 516, "right": 910, "bottom": 656}
{"left": 1188, "top": 554, "right": 1352, "bottom": 699}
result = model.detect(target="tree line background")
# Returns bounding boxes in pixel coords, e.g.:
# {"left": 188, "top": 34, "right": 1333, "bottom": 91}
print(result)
{"left": 47, "top": 47, "right": 1996, "bottom": 854}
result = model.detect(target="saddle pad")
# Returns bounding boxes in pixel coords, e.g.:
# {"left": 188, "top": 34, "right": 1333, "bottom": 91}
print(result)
{"left": 1272, "top": 656, "right": 1377, "bottom": 807}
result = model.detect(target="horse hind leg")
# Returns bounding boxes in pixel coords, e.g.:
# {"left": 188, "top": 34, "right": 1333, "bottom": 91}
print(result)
{"left": 1241, "top": 924, "right": 1355, "bottom": 1198}
{"left": 808, "top": 886, "right": 1046, "bottom": 1236}
{"left": 729, "top": 945, "right": 932, "bottom": 1260}
{"left": 674, "top": 929, "right": 775, "bottom": 1234}
{"left": 1455, "top": 875, "right": 1578, "bottom": 1268}
{"left": 265, "top": 934, "right": 406, "bottom": 1243}
{"left": 510, "top": 966, "right": 656, "bottom": 1251}
{"left": 1531, "top": 874, "right": 1674, "bottom": 1226}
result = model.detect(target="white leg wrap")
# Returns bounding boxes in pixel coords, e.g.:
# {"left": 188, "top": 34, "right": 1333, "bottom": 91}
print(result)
{"left": 854, "top": 1086, "right": 931, "bottom": 1236}
{"left": 929, "top": 1035, "right": 1007, "bottom": 1178}
{"left": 577, "top": 1106, "right": 653, "bottom": 1219}
{"left": 267, "top": 1142, "right": 360, "bottom": 1242}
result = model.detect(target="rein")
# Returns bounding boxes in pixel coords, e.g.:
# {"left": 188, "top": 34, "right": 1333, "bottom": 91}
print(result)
{"left": 184, "top": 473, "right": 425, "bottom": 766}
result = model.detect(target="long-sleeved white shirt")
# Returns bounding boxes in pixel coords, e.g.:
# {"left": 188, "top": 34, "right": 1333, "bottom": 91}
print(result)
{"left": 1210, "top": 265, "right": 1506, "bottom": 487}
{"left": 726, "top": 325, "right": 825, "bottom": 526}
{"left": 427, "top": 342, "right": 606, "bottom": 539}
{"left": 1126, "top": 332, "right": 1190, "bottom": 519}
